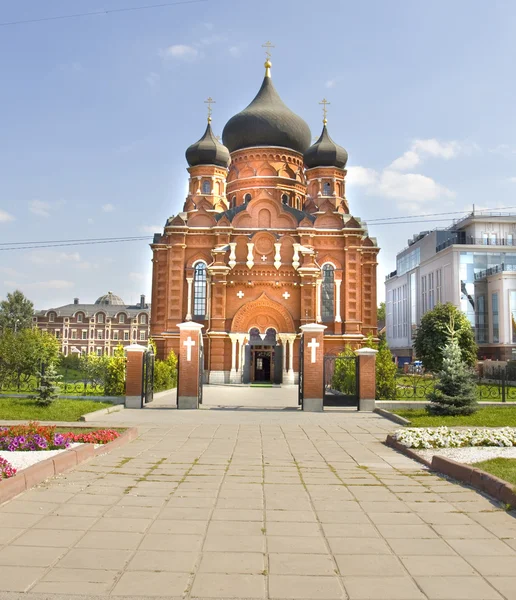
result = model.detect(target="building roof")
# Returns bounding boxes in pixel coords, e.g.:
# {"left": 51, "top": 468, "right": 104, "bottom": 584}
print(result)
{"left": 35, "top": 303, "right": 149, "bottom": 318}
{"left": 185, "top": 121, "right": 231, "bottom": 168}
{"left": 95, "top": 291, "right": 125, "bottom": 305}
{"left": 222, "top": 65, "right": 311, "bottom": 154}
{"left": 304, "top": 124, "right": 348, "bottom": 169}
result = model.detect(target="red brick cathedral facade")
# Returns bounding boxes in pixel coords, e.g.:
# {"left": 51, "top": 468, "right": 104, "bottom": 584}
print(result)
{"left": 150, "top": 60, "right": 379, "bottom": 384}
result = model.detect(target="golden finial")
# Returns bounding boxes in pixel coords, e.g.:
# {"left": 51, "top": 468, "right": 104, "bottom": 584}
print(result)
{"left": 319, "top": 98, "right": 330, "bottom": 125}
{"left": 262, "top": 40, "right": 274, "bottom": 77}
{"left": 204, "top": 96, "right": 215, "bottom": 123}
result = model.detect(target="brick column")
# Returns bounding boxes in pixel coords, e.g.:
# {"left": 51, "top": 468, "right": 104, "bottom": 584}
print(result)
{"left": 125, "top": 344, "right": 147, "bottom": 409}
{"left": 299, "top": 323, "right": 326, "bottom": 412}
{"left": 177, "top": 322, "right": 204, "bottom": 409}
{"left": 356, "top": 348, "right": 378, "bottom": 411}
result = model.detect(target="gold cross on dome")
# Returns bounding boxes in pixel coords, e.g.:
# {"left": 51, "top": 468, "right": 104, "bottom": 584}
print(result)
{"left": 262, "top": 40, "right": 275, "bottom": 60}
{"left": 319, "top": 98, "right": 330, "bottom": 124}
{"left": 204, "top": 96, "right": 215, "bottom": 122}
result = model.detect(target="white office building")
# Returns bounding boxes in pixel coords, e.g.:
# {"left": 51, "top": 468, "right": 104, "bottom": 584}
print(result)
{"left": 385, "top": 212, "right": 516, "bottom": 362}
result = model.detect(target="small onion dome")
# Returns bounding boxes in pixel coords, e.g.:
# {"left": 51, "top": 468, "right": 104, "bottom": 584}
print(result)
{"left": 304, "top": 124, "right": 348, "bottom": 169}
{"left": 95, "top": 291, "right": 125, "bottom": 306}
{"left": 185, "top": 121, "right": 230, "bottom": 168}
{"left": 222, "top": 61, "right": 311, "bottom": 154}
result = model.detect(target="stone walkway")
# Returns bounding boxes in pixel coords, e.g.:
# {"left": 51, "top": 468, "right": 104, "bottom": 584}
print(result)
{"left": 0, "top": 389, "right": 515, "bottom": 599}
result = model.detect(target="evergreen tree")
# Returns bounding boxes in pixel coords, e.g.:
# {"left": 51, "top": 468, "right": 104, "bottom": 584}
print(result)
{"left": 427, "top": 338, "right": 478, "bottom": 416}
{"left": 32, "top": 363, "right": 62, "bottom": 407}
{"left": 331, "top": 345, "right": 356, "bottom": 394}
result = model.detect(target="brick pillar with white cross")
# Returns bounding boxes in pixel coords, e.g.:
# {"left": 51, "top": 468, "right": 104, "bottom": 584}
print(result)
{"left": 177, "top": 322, "right": 204, "bottom": 409}
{"left": 356, "top": 348, "right": 378, "bottom": 411}
{"left": 299, "top": 323, "right": 326, "bottom": 412}
{"left": 124, "top": 343, "right": 147, "bottom": 408}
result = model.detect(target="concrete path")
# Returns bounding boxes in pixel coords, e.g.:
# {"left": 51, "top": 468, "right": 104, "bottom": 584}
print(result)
{"left": 0, "top": 387, "right": 515, "bottom": 599}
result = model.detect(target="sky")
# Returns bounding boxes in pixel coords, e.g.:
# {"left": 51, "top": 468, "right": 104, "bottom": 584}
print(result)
{"left": 1, "top": 0, "right": 516, "bottom": 309}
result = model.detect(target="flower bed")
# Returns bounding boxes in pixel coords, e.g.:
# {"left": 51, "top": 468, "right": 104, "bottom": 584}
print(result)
{"left": 0, "top": 456, "right": 16, "bottom": 479}
{"left": 63, "top": 429, "right": 120, "bottom": 445}
{"left": 0, "top": 422, "right": 70, "bottom": 451}
{"left": 394, "top": 426, "right": 516, "bottom": 449}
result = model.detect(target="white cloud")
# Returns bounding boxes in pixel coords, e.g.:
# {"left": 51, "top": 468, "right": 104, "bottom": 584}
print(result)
{"left": 27, "top": 251, "right": 81, "bottom": 266}
{"left": 161, "top": 44, "right": 199, "bottom": 61}
{"left": 101, "top": 203, "right": 115, "bottom": 212}
{"left": 389, "top": 139, "right": 473, "bottom": 172}
{"left": 325, "top": 76, "right": 342, "bottom": 89}
{"left": 508, "top": 177, "right": 516, "bottom": 183}
{"left": 228, "top": 46, "right": 241, "bottom": 58}
{"left": 0, "top": 266, "right": 23, "bottom": 277}
{"left": 5, "top": 279, "right": 74, "bottom": 291}
{"left": 87, "top": 218, "right": 94, "bottom": 224}
{"left": 489, "top": 144, "right": 516, "bottom": 157}
{"left": 146, "top": 72, "right": 160, "bottom": 87}
{"left": 140, "top": 225, "right": 162, "bottom": 233}
{"left": 346, "top": 166, "right": 379, "bottom": 187}
{"left": 29, "top": 199, "right": 51, "bottom": 217}
{"left": 0, "top": 209, "right": 15, "bottom": 223}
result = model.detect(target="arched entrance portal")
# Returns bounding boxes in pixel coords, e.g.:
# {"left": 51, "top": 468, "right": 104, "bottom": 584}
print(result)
{"left": 244, "top": 328, "right": 282, "bottom": 384}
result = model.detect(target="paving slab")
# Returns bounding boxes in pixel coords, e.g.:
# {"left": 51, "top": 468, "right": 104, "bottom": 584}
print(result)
{"left": 0, "top": 384, "right": 515, "bottom": 600}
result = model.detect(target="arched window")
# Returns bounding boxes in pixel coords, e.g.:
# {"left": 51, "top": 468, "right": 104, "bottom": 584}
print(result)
{"left": 281, "top": 194, "right": 289, "bottom": 205}
{"left": 202, "top": 180, "right": 211, "bottom": 194}
{"left": 97, "top": 313, "right": 104, "bottom": 324}
{"left": 244, "top": 193, "right": 252, "bottom": 203}
{"left": 231, "top": 196, "right": 236, "bottom": 209}
{"left": 321, "top": 264, "right": 335, "bottom": 322}
{"left": 193, "top": 262, "right": 207, "bottom": 319}
{"left": 323, "top": 182, "right": 331, "bottom": 196}
{"left": 139, "top": 314, "right": 147, "bottom": 325}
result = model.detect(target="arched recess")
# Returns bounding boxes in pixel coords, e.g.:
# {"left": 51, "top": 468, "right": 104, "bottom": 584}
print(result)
{"left": 231, "top": 293, "right": 295, "bottom": 333}
{"left": 258, "top": 162, "right": 277, "bottom": 177}
{"left": 258, "top": 208, "right": 271, "bottom": 228}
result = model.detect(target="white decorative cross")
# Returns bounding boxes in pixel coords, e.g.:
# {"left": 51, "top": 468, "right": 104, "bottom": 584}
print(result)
{"left": 282, "top": 291, "right": 290, "bottom": 299}
{"left": 237, "top": 291, "right": 244, "bottom": 299}
{"left": 261, "top": 255, "right": 267, "bottom": 261}
{"left": 307, "top": 338, "right": 319, "bottom": 363}
{"left": 183, "top": 336, "right": 196, "bottom": 362}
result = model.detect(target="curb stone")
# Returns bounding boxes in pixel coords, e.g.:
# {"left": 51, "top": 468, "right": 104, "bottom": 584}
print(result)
{"left": 0, "top": 426, "right": 138, "bottom": 504}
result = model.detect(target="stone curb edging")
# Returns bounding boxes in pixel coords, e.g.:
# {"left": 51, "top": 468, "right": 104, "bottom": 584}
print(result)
{"left": 0, "top": 427, "right": 138, "bottom": 504}
{"left": 431, "top": 455, "right": 516, "bottom": 509}
{"left": 79, "top": 404, "right": 124, "bottom": 421}
{"left": 385, "top": 434, "right": 516, "bottom": 509}
{"left": 385, "top": 434, "right": 432, "bottom": 468}
{"left": 374, "top": 408, "right": 412, "bottom": 426}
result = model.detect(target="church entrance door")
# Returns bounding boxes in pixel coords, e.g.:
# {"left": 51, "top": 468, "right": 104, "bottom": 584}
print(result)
{"left": 252, "top": 349, "right": 272, "bottom": 382}
{"left": 242, "top": 327, "right": 283, "bottom": 385}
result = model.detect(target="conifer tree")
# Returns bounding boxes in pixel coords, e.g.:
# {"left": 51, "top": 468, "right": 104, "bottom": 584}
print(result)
{"left": 32, "top": 363, "right": 62, "bottom": 407}
{"left": 427, "top": 336, "right": 478, "bottom": 416}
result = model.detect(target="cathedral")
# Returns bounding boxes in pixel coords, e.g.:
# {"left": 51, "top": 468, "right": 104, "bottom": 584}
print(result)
{"left": 149, "top": 56, "right": 379, "bottom": 385}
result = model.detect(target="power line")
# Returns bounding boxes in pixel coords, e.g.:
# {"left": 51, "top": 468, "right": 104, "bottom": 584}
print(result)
{"left": 0, "top": 237, "right": 153, "bottom": 251}
{"left": 0, "top": 235, "right": 152, "bottom": 247}
{"left": 366, "top": 206, "right": 516, "bottom": 223}
{"left": 0, "top": 0, "right": 210, "bottom": 27}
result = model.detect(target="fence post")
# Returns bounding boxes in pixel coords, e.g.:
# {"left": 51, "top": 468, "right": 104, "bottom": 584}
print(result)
{"left": 356, "top": 348, "right": 378, "bottom": 412}
{"left": 124, "top": 344, "right": 147, "bottom": 408}
{"left": 177, "top": 322, "right": 204, "bottom": 409}
{"left": 299, "top": 323, "right": 326, "bottom": 412}
{"left": 502, "top": 367, "right": 507, "bottom": 403}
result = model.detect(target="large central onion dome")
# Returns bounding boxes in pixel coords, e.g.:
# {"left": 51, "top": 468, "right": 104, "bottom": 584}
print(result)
{"left": 186, "top": 121, "right": 230, "bottom": 168}
{"left": 222, "top": 61, "right": 311, "bottom": 154}
{"left": 304, "top": 123, "right": 348, "bottom": 169}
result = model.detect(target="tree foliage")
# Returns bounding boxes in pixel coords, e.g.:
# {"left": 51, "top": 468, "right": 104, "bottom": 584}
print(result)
{"left": 0, "top": 290, "right": 34, "bottom": 332}
{"left": 0, "top": 328, "right": 60, "bottom": 386}
{"left": 104, "top": 345, "right": 126, "bottom": 397}
{"left": 377, "top": 302, "right": 386, "bottom": 323}
{"left": 375, "top": 338, "right": 397, "bottom": 400}
{"left": 414, "top": 303, "right": 477, "bottom": 372}
{"left": 154, "top": 350, "right": 178, "bottom": 392}
{"left": 427, "top": 338, "right": 478, "bottom": 416}
{"left": 331, "top": 345, "right": 357, "bottom": 395}
{"left": 32, "top": 363, "right": 62, "bottom": 407}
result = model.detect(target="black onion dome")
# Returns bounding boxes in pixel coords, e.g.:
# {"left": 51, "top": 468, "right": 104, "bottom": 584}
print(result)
{"left": 222, "top": 70, "right": 311, "bottom": 154}
{"left": 304, "top": 124, "right": 348, "bottom": 169}
{"left": 185, "top": 122, "right": 230, "bottom": 168}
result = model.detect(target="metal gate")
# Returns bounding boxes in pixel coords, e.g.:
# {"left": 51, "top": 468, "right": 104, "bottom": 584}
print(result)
{"left": 141, "top": 347, "right": 155, "bottom": 407}
{"left": 298, "top": 334, "right": 304, "bottom": 408}
{"left": 323, "top": 354, "right": 359, "bottom": 407}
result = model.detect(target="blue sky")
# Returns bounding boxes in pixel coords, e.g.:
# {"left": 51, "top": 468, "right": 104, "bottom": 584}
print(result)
{"left": 1, "top": 0, "right": 516, "bottom": 308}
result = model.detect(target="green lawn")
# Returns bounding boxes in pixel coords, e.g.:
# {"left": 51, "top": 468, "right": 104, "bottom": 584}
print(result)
{"left": 393, "top": 407, "right": 516, "bottom": 427}
{"left": 0, "top": 398, "right": 112, "bottom": 421}
{"left": 472, "top": 458, "right": 516, "bottom": 488}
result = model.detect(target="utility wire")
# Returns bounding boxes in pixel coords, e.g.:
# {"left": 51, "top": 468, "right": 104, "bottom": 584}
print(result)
{"left": 366, "top": 206, "right": 516, "bottom": 223}
{"left": 0, "top": 0, "right": 210, "bottom": 27}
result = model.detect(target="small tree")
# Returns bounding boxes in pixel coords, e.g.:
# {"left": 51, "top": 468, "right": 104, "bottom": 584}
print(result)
{"left": 427, "top": 335, "right": 478, "bottom": 416}
{"left": 166, "top": 350, "right": 178, "bottom": 388}
{"left": 414, "top": 303, "right": 477, "bottom": 372}
{"left": 376, "top": 338, "right": 397, "bottom": 400}
{"left": 331, "top": 346, "right": 357, "bottom": 394}
{"left": 32, "top": 363, "right": 62, "bottom": 406}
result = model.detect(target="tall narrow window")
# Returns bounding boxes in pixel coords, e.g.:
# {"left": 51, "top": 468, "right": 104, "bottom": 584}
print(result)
{"left": 321, "top": 264, "right": 335, "bottom": 322}
{"left": 281, "top": 194, "right": 289, "bottom": 205}
{"left": 492, "top": 293, "right": 499, "bottom": 343}
{"left": 193, "top": 262, "right": 207, "bottom": 319}
{"left": 244, "top": 193, "right": 252, "bottom": 203}
{"left": 202, "top": 180, "right": 211, "bottom": 194}
{"left": 323, "top": 182, "right": 331, "bottom": 196}
{"left": 508, "top": 234, "right": 514, "bottom": 246}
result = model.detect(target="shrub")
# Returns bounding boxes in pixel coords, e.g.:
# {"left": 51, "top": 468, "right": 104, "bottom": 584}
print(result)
{"left": 104, "top": 345, "right": 126, "bottom": 396}
{"left": 376, "top": 339, "right": 397, "bottom": 400}
{"left": 331, "top": 345, "right": 356, "bottom": 394}
{"left": 0, "top": 457, "right": 16, "bottom": 479}
{"left": 154, "top": 350, "right": 178, "bottom": 392}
